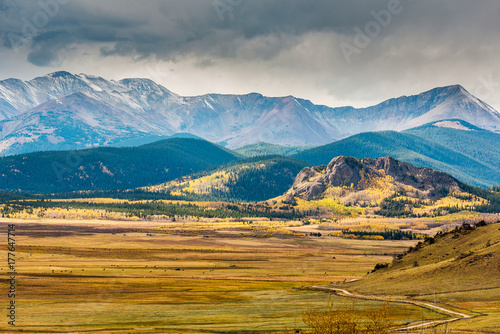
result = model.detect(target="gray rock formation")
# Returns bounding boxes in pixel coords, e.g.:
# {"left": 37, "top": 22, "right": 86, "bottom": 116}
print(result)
{"left": 288, "top": 156, "right": 462, "bottom": 200}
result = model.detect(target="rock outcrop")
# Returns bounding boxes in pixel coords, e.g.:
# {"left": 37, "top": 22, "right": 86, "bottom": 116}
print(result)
{"left": 288, "top": 156, "right": 462, "bottom": 200}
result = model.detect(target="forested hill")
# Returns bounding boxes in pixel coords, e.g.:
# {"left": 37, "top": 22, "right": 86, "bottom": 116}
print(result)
{"left": 235, "top": 142, "right": 316, "bottom": 157}
{"left": 0, "top": 138, "right": 239, "bottom": 193}
{"left": 141, "top": 155, "right": 310, "bottom": 202}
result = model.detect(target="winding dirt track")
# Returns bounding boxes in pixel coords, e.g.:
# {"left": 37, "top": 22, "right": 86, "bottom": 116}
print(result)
{"left": 307, "top": 286, "right": 472, "bottom": 331}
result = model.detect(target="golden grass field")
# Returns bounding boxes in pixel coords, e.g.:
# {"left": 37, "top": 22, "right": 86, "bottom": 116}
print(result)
{"left": 0, "top": 217, "right": 498, "bottom": 333}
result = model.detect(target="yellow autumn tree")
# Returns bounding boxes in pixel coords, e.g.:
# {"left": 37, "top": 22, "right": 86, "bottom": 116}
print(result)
{"left": 301, "top": 297, "right": 394, "bottom": 334}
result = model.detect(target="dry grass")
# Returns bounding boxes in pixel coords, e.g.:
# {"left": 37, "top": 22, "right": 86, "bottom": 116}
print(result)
{"left": 0, "top": 217, "right": 445, "bottom": 333}
{"left": 346, "top": 222, "right": 500, "bottom": 333}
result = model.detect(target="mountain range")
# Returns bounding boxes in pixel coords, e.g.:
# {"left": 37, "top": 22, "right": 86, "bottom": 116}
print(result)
{"left": 1, "top": 71, "right": 500, "bottom": 156}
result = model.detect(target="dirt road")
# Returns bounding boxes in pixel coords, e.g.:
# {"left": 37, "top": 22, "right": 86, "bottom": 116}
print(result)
{"left": 306, "top": 286, "right": 472, "bottom": 331}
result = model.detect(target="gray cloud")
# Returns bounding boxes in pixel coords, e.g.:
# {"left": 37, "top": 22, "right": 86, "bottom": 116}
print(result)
{"left": 0, "top": 0, "right": 499, "bottom": 110}
{"left": 0, "top": 0, "right": 417, "bottom": 60}
{"left": 27, "top": 30, "right": 71, "bottom": 66}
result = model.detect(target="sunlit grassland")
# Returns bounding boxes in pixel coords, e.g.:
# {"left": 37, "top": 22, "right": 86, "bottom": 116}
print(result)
{"left": 7, "top": 290, "right": 440, "bottom": 333}
{"left": 416, "top": 288, "right": 500, "bottom": 333}
{"left": 350, "top": 223, "right": 500, "bottom": 294}
{"left": 0, "top": 218, "right": 496, "bottom": 333}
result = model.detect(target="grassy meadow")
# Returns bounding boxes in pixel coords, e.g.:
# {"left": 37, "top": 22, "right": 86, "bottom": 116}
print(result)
{"left": 0, "top": 216, "right": 455, "bottom": 333}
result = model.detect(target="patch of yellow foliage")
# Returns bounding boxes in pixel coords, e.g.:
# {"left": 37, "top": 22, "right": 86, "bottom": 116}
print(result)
{"left": 296, "top": 198, "right": 364, "bottom": 217}
{"left": 412, "top": 193, "right": 489, "bottom": 216}
{"left": 328, "top": 231, "right": 386, "bottom": 240}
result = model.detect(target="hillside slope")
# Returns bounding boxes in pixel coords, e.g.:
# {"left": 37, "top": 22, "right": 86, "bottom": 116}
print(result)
{"left": 0, "top": 138, "right": 239, "bottom": 193}
{"left": 351, "top": 222, "right": 500, "bottom": 295}
{"left": 403, "top": 120, "right": 500, "bottom": 173}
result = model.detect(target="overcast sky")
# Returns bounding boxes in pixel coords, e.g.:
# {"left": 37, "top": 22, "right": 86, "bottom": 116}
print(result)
{"left": 1, "top": 0, "right": 499, "bottom": 109}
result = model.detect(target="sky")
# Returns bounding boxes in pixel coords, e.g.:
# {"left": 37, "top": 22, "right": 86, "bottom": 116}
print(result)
{"left": 1, "top": 0, "right": 499, "bottom": 110}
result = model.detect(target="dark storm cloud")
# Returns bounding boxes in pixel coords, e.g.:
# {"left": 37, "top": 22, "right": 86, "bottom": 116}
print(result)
{"left": 1, "top": 0, "right": 499, "bottom": 110}
{"left": 2, "top": 0, "right": 500, "bottom": 64}
{"left": 0, "top": 0, "right": 410, "bottom": 64}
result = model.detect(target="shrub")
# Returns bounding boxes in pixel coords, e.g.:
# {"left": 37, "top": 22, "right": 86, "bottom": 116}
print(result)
{"left": 302, "top": 298, "right": 394, "bottom": 334}
{"left": 371, "top": 263, "right": 389, "bottom": 273}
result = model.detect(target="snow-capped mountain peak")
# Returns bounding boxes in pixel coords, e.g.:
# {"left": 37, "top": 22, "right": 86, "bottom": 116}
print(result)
{"left": 0, "top": 73, "right": 499, "bottom": 157}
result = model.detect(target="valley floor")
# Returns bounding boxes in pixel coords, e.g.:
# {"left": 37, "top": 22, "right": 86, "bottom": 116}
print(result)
{"left": 0, "top": 217, "right": 498, "bottom": 333}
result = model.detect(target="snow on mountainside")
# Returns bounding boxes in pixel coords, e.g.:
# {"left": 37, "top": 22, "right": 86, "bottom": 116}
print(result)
{"left": 399, "top": 85, "right": 500, "bottom": 131}
{"left": 0, "top": 71, "right": 104, "bottom": 119}
{"left": 433, "top": 120, "right": 475, "bottom": 131}
{"left": 0, "top": 91, "right": 184, "bottom": 156}
{"left": 0, "top": 71, "right": 181, "bottom": 121}
{"left": 311, "top": 84, "right": 500, "bottom": 137}
{"left": 0, "top": 72, "right": 499, "bottom": 156}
